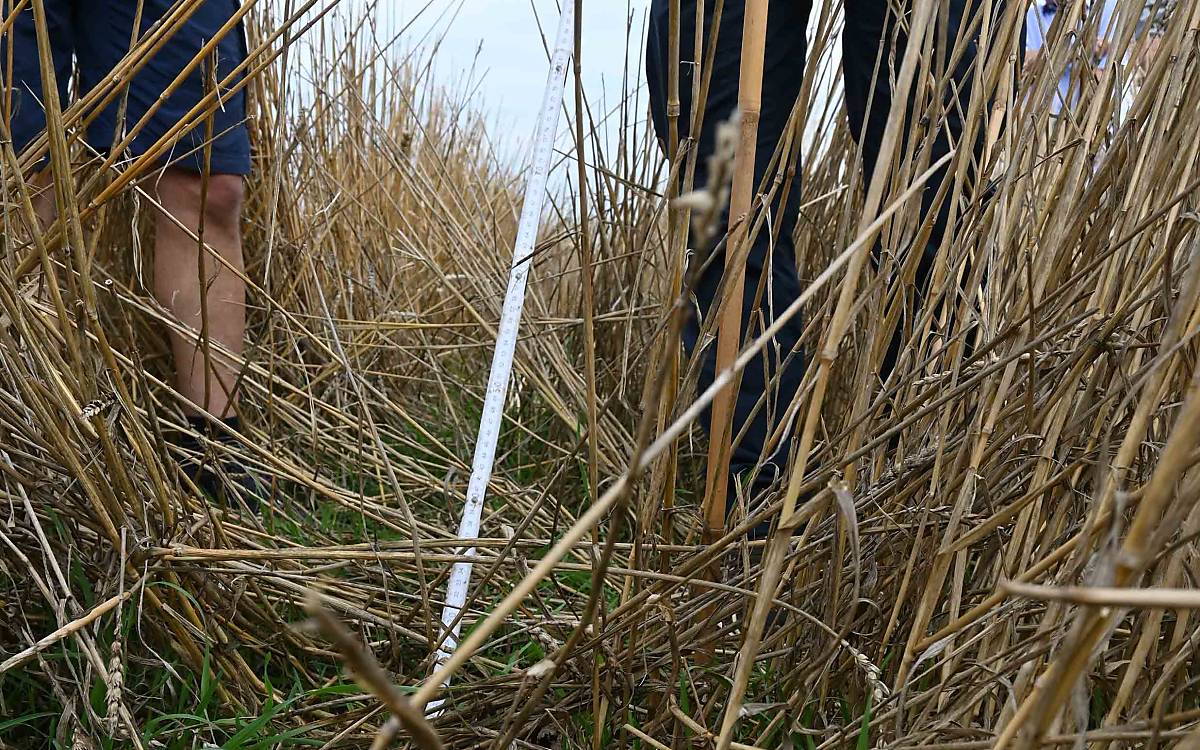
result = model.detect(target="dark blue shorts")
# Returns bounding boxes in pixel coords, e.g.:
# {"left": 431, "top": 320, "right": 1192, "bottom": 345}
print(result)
{"left": 4, "top": 0, "right": 251, "bottom": 175}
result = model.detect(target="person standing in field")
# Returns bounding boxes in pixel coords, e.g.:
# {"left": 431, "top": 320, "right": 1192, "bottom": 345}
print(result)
{"left": 1139, "top": 0, "right": 1179, "bottom": 65}
{"left": 3, "top": 1, "right": 263, "bottom": 510}
{"left": 645, "top": 0, "right": 1008, "bottom": 536}
{"left": 1023, "top": 0, "right": 1121, "bottom": 115}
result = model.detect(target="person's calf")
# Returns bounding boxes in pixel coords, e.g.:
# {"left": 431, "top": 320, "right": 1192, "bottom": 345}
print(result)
{"left": 151, "top": 168, "right": 247, "bottom": 418}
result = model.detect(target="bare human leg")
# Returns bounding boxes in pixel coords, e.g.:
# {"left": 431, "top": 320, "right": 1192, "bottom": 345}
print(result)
{"left": 28, "top": 164, "right": 259, "bottom": 509}
{"left": 28, "top": 169, "right": 56, "bottom": 235}
{"left": 150, "top": 167, "right": 246, "bottom": 419}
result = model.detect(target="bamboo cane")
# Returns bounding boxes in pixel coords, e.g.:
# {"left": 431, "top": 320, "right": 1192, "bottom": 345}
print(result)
{"left": 714, "top": 0, "right": 940, "bottom": 743}
{"left": 700, "top": 0, "right": 770, "bottom": 548}
{"left": 656, "top": 0, "right": 684, "bottom": 576}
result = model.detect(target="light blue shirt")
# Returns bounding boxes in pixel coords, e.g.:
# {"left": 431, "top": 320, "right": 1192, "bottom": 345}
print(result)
{"left": 1026, "top": 0, "right": 1119, "bottom": 114}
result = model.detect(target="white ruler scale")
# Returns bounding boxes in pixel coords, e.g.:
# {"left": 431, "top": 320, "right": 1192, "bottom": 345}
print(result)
{"left": 430, "top": 1, "right": 576, "bottom": 710}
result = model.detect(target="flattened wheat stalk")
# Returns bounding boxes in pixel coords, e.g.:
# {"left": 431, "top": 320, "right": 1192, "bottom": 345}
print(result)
{"left": 303, "top": 591, "right": 443, "bottom": 750}
{"left": 4, "top": 0, "right": 1200, "bottom": 747}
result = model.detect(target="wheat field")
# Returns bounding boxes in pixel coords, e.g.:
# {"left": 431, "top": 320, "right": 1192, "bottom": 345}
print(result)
{"left": 1, "top": 0, "right": 1200, "bottom": 748}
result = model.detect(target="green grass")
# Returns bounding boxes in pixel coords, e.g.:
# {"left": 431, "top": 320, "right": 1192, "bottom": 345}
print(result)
{"left": 0, "top": 646, "right": 375, "bottom": 749}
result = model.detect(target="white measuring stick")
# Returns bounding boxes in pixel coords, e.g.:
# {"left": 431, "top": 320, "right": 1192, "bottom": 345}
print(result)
{"left": 430, "top": 0, "right": 576, "bottom": 708}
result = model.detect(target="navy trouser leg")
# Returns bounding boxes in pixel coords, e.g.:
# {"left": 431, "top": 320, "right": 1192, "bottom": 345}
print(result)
{"left": 647, "top": 0, "right": 998, "bottom": 521}
{"left": 647, "top": 0, "right": 811, "bottom": 518}
{"left": 842, "top": 0, "right": 990, "bottom": 382}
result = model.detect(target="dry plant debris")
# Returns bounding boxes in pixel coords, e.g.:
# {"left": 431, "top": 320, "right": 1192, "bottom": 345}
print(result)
{"left": 1, "top": 0, "right": 1199, "bottom": 748}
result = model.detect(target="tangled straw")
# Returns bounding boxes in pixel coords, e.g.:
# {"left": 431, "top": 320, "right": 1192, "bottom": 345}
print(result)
{"left": 2, "top": 0, "right": 1200, "bottom": 748}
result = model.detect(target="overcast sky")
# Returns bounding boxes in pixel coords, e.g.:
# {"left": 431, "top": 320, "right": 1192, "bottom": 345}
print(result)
{"left": 372, "top": 0, "right": 650, "bottom": 158}
{"left": 307, "top": 0, "right": 838, "bottom": 170}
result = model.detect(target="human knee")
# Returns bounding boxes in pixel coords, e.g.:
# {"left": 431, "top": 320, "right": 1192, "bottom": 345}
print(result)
{"left": 158, "top": 170, "right": 245, "bottom": 229}
{"left": 201, "top": 175, "right": 245, "bottom": 225}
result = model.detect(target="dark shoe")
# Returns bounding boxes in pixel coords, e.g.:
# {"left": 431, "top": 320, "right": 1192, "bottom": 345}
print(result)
{"left": 172, "top": 416, "right": 267, "bottom": 514}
